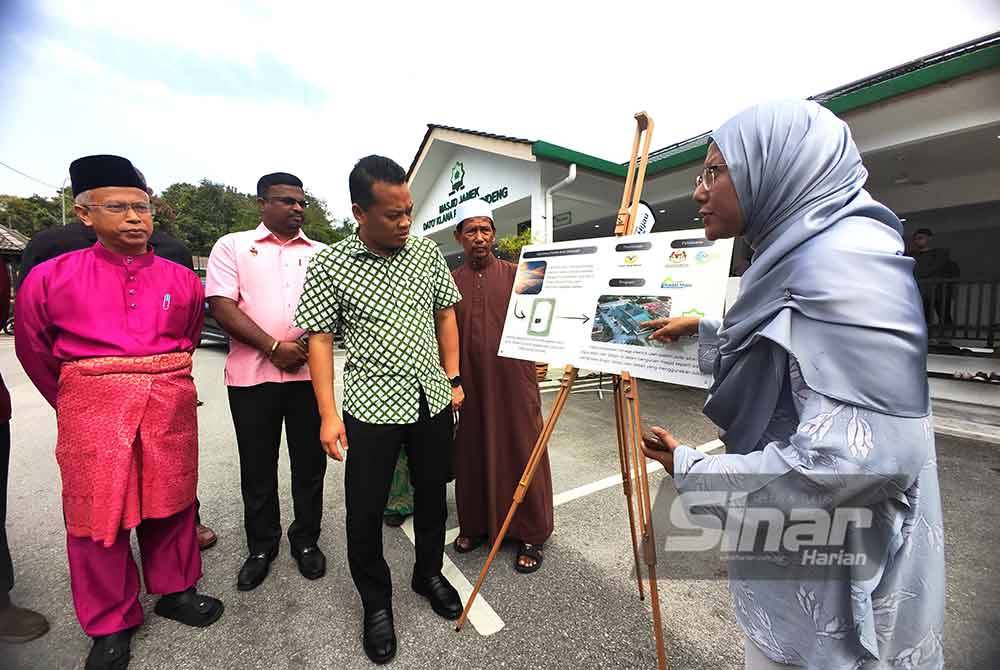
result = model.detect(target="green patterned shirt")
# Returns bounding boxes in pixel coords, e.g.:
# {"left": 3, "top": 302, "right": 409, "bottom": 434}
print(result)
{"left": 294, "top": 233, "right": 461, "bottom": 424}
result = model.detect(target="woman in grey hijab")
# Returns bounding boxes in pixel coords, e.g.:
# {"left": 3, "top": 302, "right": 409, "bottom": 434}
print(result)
{"left": 641, "top": 100, "right": 943, "bottom": 669}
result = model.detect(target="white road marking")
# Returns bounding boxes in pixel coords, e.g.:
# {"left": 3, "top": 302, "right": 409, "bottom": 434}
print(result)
{"left": 395, "top": 439, "right": 724, "bottom": 637}
{"left": 400, "top": 517, "right": 505, "bottom": 637}
{"left": 551, "top": 439, "right": 724, "bottom": 507}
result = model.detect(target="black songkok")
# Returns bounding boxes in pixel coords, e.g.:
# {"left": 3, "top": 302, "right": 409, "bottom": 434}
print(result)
{"left": 69, "top": 154, "right": 147, "bottom": 197}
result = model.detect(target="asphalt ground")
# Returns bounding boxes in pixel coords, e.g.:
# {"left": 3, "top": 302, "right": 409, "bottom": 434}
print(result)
{"left": 0, "top": 339, "right": 997, "bottom": 669}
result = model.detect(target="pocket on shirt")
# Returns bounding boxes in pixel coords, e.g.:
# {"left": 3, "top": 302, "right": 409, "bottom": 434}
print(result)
{"left": 156, "top": 293, "right": 194, "bottom": 338}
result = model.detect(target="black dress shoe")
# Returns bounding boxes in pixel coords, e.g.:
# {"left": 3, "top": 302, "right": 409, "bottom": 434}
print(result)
{"left": 362, "top": 608, "right": 397, "bottom": 665}
{"left": 86, "top": 628, "right": 133, "bottom": 670}
{"left": 291, "top": 545, "right": 326, "bottom": 580}
{"left": 237, "top": 547, "right": 278, "bottom": 591}
{"left": 411, "top": 572, "right": 462, "bottom": 620}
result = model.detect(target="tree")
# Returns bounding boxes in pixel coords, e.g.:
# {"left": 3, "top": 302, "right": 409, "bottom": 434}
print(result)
{"left": 3, "top": 179, "right": 351, "bottom": 254}
{"left": 0, "top": 191, "right": 65, "bottom": 236}
{"left": 495, "top": 228, "right": 535, "bottom": 262}
{"left": 301, "top": 191, "right": 341, "bottom": 245}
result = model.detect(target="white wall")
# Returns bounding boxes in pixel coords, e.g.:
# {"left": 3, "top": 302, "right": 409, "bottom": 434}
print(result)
{"left": 412, "top": 147, "right": 541, "bottom": 238}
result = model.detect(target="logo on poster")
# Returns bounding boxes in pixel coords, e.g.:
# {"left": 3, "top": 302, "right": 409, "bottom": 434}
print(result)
{"left": 667, "top": 250, "right": 688, "bottom": 265}
{"left": 622, "top": 255, "right": 641, "bottom": 267}
{"left": 695, "top": 250, "right": 718, "bottom": 264}
{"left": 661, "top": 276, "right": 693, "bottom": 289}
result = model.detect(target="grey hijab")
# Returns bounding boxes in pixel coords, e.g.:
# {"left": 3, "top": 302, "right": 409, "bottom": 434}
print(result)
{"left": 704, "top": 100, "right": 929, "bottom": 455}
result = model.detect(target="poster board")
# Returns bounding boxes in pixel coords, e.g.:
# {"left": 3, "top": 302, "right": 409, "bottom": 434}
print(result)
{"left": 498, "top": 230, "right": 733, "bottom": 388}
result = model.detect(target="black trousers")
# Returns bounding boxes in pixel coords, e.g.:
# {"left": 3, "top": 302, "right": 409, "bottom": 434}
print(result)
{"left": 1, "top": 422, "right": 12, "bottom": 593}
{"left": 228, "top": 382, "right": 326, "bottom": 555}
{"left": 344, "top": 394, "right": 452, "bottom": 614}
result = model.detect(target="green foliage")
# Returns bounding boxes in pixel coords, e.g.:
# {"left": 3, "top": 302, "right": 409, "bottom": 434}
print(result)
{"left": 4, "top": 182, "right": 353, "bottom": 256}
{"left": 0, "top": 188, "right": 70, "bottom": 235}
{"left": 495, "top": 228, "right": 535, "bottom": 262}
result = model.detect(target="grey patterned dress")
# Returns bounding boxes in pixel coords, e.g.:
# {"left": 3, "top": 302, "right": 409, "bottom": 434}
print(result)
{"left": 672, "top": 319, "right": 945, "bottom": 669}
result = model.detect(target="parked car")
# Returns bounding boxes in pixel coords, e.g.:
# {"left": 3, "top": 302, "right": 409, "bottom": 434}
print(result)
{"left": 199, "top": 278, "right": 229, "bottom": 347}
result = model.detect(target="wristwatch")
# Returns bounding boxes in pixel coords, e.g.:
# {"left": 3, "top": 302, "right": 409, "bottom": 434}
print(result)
{"left": 449, "top": 375, "right": 462, "bottom": 388}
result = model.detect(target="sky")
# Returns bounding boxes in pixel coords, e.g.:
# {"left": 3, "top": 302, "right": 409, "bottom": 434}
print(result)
{"left": 1, "top": 0, "right": 998, "bottom": 219}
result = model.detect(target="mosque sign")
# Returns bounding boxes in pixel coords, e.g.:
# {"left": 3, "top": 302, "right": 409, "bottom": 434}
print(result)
{"left": 421, "top": 160, "right": 515, "bottom": 233}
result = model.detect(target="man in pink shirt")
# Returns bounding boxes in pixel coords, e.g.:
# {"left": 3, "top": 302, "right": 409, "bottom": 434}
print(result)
{"left": 15, "top": 155, "right": 223, "bottom": 670}
{"left": 205, "top": 172, "right": 328, "bottom": 591}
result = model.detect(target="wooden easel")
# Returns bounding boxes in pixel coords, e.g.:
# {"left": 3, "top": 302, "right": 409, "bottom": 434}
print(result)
{"left": 455, "top": 112, "right": 667, "bottom": 670}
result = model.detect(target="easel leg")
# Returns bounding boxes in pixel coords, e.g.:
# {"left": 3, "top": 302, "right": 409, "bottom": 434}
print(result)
{"left": 455, "top": 366, "right": 578, "bottom": 632}
{"left": 614, "top": 375, "right": 645, "bottom": 600}
{"left": 460, "top": 110, "right": 665, "bottom": 669}
{"left": 623, "top": 373, "right": 668, "bottom": 670}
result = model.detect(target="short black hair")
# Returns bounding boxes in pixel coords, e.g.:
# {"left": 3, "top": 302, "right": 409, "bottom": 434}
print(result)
{"left": 349, "top": 155, "right": 406, "bottom": 210}
{"left": 914, "top": 228, "right": 933, "bottom": 237}
{"left": 257, "top": 172, "right": 303, "bottom": 198}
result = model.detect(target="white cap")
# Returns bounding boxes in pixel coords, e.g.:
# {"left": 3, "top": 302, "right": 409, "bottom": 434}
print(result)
{"left": 454, "top": 198, "right": 493, "bottom": 229}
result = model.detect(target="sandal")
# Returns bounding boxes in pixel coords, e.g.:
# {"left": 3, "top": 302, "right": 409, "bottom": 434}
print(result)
{"left": 515, "top": 543, "right": 544, "bottom": 574}
{"left": 453, "top": 535, "right": 486, "bottom": 553}
{"left": 154, "top": 588, "right": 224, "bottom": 628}
{"left": 86, "top": 628, "right": 134, "bottom": 670}
{"left": 383, "top": 512, "right": 409, "bottom": 528}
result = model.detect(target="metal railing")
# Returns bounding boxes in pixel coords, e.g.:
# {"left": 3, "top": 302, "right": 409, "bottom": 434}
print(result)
{"left": 918, "top": 278, "right": 1000, "bottom": 347}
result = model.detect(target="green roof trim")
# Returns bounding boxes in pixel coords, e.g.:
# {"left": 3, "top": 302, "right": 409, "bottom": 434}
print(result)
{"left": 532, "top": 140, "right": 627, "bottom": 178}
{"left": 821, "top": 43, "right": 1000, "bottom": 115}
{"left": 647, "top": 142, "right": 710, "bottom": 175}
{"left": 643, "top": 40, "right": 1000, "bottom": 176}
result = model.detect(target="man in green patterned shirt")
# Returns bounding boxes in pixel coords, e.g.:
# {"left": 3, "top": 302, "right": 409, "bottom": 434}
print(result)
{"left": 294, "top": 155, "right": 464, "bottom": 665}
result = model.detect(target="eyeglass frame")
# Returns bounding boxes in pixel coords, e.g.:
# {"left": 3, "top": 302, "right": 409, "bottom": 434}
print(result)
{"left": 79, "top": 201, "right": 154, "bottom": 216}
{"left": 263, "top": 196, "right": 308, "bottom": 209}
{"left": 695, "top": 164, "right": 729, "bottom": 191}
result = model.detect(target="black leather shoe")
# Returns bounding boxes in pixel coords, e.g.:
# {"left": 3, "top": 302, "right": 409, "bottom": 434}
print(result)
{"left": 362, "top": 608, "right": 397, "bottom": 665}
{"left": 411, "top": 572, "right": 462, "bottom": 620}
{"left": 291, "top": 545, "right": 326, "bottom": 580}
{"left": 237, "top": 547, "right": 278, "bottom": 591}
{"left": 85, "top": 628, "right": 133, "bottom": 670}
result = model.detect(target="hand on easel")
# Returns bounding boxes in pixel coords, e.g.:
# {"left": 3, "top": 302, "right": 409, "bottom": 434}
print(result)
{"left": 641, "top": 426, "right": 680, "bottom": 476}
{"left": 641, "top": 315, "right": 700, "bottom": 342}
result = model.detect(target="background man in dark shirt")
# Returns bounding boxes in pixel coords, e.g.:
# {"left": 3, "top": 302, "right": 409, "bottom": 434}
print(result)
{"left": 908, "top": 227, "right": 958, "bottom": 325}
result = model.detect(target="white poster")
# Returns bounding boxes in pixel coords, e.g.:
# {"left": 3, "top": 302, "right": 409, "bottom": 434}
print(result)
{"left": 497, "top": 230, "right": 733, "bottom": 388}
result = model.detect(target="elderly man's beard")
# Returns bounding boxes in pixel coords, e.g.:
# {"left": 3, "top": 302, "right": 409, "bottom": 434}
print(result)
{"left": 469, "top": 248, "right": 493, "bottom": 270}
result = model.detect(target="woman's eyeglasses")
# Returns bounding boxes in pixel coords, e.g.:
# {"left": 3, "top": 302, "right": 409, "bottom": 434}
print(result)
{"left": 695, "top": 164, "right": 728, "bottom": 191}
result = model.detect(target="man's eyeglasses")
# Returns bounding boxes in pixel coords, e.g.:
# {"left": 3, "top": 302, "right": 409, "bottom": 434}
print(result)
{"left": 81, "top": 202, "right": 154, "bottom": 215}
{"left": 266, "top": 196, "right": 308, "bottom": 209}
{"left": 695, "top": 164, "right": 728, "bottom": 191}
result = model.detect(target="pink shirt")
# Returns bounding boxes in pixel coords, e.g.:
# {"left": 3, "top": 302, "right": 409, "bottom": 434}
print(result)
{"left": 205, "top": 223, "right": 326, "bottom": 387}
{"left": 15, "top": 243, "right": 205, "bottom": 407}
